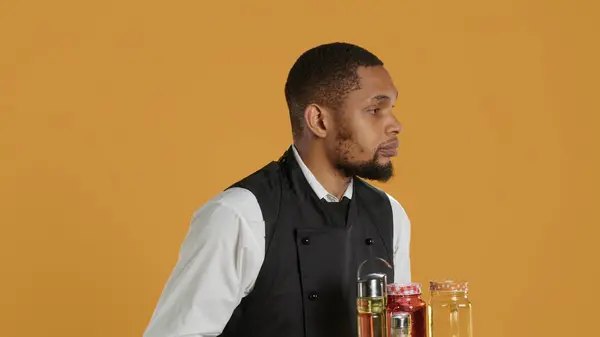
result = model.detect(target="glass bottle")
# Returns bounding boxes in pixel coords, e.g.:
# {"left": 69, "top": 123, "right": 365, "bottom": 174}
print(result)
{"left": 387, "top": 283, "right": 427, "bottom": 337}
{"left": 427, "top": 280, "right": 473, "bottom": 337}
{"left": 356, "top": 257, "right": 393, "bottom": 337}
{"left": 357, "top": 273, "right": 388, "bottom": 337}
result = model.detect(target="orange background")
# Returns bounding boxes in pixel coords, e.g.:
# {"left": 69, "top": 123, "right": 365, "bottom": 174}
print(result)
{"left": 1, "top": 0, "right": 599, "bottom": 336}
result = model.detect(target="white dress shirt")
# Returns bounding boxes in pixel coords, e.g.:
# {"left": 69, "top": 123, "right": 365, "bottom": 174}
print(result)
{"left": 143, "top": 146, "right": 412, "bottom": 337}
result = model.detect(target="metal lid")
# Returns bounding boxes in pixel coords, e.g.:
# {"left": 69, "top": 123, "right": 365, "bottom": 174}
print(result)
{"left": 357, "top": 273, "right": 387, "bottom": 298}
{"left": 430, "top": 280, "right": 469, "bottom": 292}
{"left": 391, "top": 312, "right": 411, "bottom": 330}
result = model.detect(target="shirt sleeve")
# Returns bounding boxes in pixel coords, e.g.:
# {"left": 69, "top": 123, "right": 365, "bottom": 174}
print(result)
{"left": 388, "top": 193, "right": 412, "bottom": 284}
{"left": 143, "top": 197, "right": 265, "bottom": 337}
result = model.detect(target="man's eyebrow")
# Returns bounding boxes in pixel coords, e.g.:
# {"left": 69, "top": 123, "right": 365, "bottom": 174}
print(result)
{"left": 372, "top": 94, "right": 391, "bottom": 101}
{"left": 371, "top": 92, "right": 398, "bottom": 101}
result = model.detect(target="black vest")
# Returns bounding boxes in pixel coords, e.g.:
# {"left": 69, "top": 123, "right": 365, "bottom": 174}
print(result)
{"left": 219, "top": 147, "right": 394, "bottom": 337}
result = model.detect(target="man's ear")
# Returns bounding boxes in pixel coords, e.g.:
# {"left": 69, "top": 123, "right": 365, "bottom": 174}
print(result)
{"left": 304, "top": 104, "right": 330, "bottom": 138}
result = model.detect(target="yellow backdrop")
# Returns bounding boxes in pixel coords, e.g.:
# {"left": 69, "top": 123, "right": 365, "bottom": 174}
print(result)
{"left": 1, "top": 0, "right": 599, "bottom": 336}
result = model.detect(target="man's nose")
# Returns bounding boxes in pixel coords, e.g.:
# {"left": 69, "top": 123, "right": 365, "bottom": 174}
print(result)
{"left": 386, "top": 114, "right": 402, "bottom": 135}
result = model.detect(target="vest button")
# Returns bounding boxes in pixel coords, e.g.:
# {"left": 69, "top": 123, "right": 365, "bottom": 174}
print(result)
{"left": 365, "top": 238, "right": 374, "bottom": 245}
{"left": 308, "top": 293, "right": 319, "bottom": 300}
{"left": 301, "top": 237, "right": 310, "bottom": 245}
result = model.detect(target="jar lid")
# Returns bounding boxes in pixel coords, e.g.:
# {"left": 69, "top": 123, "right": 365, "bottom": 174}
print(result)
{"left": 387, "top": 283, "right": 422, "bottom": 296}
{"left": 357, "top": 273, "right": 387, "bottom": 298}
{"left": 391, "top": 312, "right": 411, "bottom": 330}
{"left": 429, "top": 280, "right": 469, "bottom": 292}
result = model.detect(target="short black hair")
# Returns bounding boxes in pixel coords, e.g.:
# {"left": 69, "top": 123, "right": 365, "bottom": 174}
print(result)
{"left": 284, "top": 42, "right": 384, "bottom": 137}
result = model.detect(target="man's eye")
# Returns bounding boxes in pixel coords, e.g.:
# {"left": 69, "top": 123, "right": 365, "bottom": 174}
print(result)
{"left": 367, "top": 108, "right": 381, "bottom": 114}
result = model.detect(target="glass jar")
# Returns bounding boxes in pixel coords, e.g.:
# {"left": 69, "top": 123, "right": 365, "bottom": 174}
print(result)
{"left": 427, "top": 280, "right": 473, "bottom": 337}
{"left": 387, "top": 283, "right": 427, "bottom": 337}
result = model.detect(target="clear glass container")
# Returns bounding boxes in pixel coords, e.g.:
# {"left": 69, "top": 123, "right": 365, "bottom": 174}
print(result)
{"left": 427, "top": 280, "right": 473, "bottom": 337}
{"left": 387, "top": 283, "right": 427, "bottom": 337}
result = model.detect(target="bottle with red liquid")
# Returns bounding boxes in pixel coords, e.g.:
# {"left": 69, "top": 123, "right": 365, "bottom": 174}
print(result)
{"left": 386, "top": 283, "right": 427, "bottom": 337}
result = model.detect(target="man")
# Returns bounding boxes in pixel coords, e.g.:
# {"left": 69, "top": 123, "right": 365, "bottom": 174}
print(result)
{"left": 143, "top": 42, "right": 412, "bottom": 337}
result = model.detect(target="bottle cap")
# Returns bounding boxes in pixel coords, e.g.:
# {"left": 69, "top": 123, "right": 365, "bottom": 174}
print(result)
{"left": 357, "top": 273, "right": 387, "bottom": 298}
{"left": 391, "top": 312, "right": 411, "bottom": 330}
{"left": 387, "top": 283, "right": 422, "bottom": 296}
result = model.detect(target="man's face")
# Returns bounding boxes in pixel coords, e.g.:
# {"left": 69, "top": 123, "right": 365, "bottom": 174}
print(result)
{"left": 327, "top": 66, "right": 402, "bottom": 182}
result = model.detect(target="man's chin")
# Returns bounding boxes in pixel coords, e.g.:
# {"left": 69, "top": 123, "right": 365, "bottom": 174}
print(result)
{"left": 356, "top": 163, "right": 394, "bottom": 182}
{"left": 336, "top": 158, "right": 394, "bottom": 182}
{"left": 360, "top": 172, "right": 393, "bottom": 183}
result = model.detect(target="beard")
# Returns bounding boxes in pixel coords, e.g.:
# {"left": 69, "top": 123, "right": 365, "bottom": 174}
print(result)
{"left": 335, "top": 152, "right": 394, "bottom": 182}
{"left": 333, "top": 126, "right": 394, "bottom": 182}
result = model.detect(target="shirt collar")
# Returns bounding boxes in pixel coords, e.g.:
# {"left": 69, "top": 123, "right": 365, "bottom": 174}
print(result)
{"left": 291, "top": 145, "right": 353, "bottom": 202}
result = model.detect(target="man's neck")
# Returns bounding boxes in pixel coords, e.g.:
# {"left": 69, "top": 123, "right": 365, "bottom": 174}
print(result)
{"left": 294, "top": 142, "right": 351, "bottom": 200}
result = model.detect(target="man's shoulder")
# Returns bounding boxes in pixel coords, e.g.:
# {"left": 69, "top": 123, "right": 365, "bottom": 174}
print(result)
{"left": 194, "top": 156, "right": 284, "bottom": 226}
{"left": 230, "top": 160, "right": 281, "bottom": 190}
{"left": 355, "top": 178, "right": 395, "bottom": 203}
{"left": 193, "top": 187, "right": 264, "bottom": 224}
{"left": 213, "top": 187, "right": 262, "bottom": 209}
{"left": 356, "top": 178, "right": 408, "bottom": 217}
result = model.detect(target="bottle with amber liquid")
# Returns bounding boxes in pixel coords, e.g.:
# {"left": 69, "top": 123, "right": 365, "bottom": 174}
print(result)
{"left": 387, "top": 283, "right": 427, "bottom": 337}
{"left": 427, "top": 280, "right": 473, "bottom": 337}
{"left": 357, "top": 273, "right": 388, "bottom": 337}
